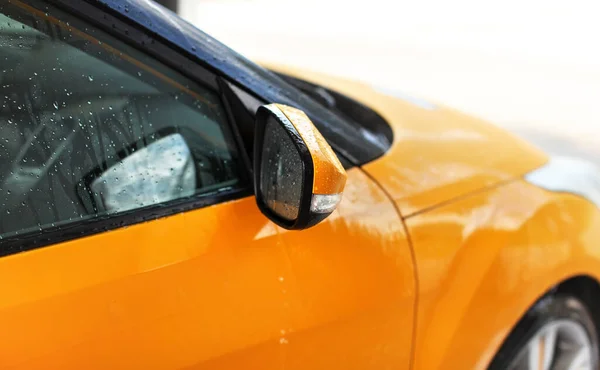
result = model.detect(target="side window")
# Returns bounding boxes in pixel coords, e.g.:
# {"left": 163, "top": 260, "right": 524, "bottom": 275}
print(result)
{"left": 0, "top": 2, "right": 244, "bottom": 240}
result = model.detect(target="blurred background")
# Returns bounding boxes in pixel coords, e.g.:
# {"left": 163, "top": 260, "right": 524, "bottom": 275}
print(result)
{"left": 159, "top": 0, "right": 599, "bottom": 158}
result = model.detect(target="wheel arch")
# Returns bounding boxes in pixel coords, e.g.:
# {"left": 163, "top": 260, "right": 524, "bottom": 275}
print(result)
{"left": 406, "top": 179, "right": 600, "bottom": 370}
{"left": 488, "top": 274, "right": 600, "bottom": 369}
{"left": 555, "top": 275, "right": 600, "bottom": 331}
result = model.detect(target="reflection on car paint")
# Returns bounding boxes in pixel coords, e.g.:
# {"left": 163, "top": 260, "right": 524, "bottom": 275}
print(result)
{"left": 405, "top": 178, "right": 600, "bottom": 369}
{"left": 1, "top": 0, "right": 599, "bottom": 370}
{"left": 0, "top": 168, "right": 417, "bottom": 370}
{"left": 272, "top": 168, "right": 416, "bottom": 369}
{"left": 266, "top": 64, "right": 549, "bottom": 217}
{"left": 361, "top": 98, "right": 548, "bottom": 216}
{"left": 525, "top": 155, "right": 600, "bottom": 208}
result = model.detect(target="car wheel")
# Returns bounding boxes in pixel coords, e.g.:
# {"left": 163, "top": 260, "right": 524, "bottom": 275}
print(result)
{"left": 489, "top": 295, "right": 599, "bottom": 370}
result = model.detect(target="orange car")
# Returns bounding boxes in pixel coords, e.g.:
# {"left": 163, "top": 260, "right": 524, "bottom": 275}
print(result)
{"left": 1, "top": 0, "right": 599, "bottom": 369}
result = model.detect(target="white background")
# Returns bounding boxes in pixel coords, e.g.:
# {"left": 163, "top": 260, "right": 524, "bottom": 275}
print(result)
{"left": 180, "top": 0, "right": 599, "bottom": 144}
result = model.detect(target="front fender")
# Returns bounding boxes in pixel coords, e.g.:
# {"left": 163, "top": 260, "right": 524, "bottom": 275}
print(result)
{"left": 404, "top": 178, "right": 600, "bottom": 369}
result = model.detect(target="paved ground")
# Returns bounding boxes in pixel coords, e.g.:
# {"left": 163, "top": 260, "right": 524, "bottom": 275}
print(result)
{"left": 180, "top": 0, "right": 600, "bottom": 160}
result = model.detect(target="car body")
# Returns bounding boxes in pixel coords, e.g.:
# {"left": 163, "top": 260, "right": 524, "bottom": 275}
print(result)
{"left": 1, "top": 0, "right": 600, "bottom": 369}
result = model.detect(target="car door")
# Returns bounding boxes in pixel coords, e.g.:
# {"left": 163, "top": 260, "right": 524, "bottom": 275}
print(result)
{"left": 0, "top": 1, "right": 415, "bottom": 369}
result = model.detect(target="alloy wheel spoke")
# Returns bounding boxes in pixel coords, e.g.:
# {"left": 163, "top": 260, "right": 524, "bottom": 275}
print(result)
{"left": 566, "top": 347, "right": 591, "bottom": 370}
{"left": 527, "top": 327, "right": 558, "bottom": 370}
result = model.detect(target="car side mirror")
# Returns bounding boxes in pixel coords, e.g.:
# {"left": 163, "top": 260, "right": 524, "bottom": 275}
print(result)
{"left": 254, "top": 104, "right": 347, "bottom": 230}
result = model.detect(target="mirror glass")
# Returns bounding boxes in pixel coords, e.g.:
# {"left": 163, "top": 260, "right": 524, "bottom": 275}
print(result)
{"left": 90, "top": 133, "right": 196, "bottom": 214}
{"left": 259, "top": 116, "right": 304, "bottom": 220}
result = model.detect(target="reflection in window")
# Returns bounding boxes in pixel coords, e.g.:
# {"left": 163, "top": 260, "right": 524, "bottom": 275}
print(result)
{"left": 90, "top": 133, "right": 197, "bottom": 214}
{"left": 0, "top": 5, "right": 241, "bottom": 239}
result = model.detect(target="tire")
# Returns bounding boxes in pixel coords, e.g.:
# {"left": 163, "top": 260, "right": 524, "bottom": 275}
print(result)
{"left": 488, "top": 295, "right": 599, "bottom": 370}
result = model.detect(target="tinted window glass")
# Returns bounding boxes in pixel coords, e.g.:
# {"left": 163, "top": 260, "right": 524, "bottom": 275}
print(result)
{"left": 0, "top": 3, "right": 242, "bottom": 240}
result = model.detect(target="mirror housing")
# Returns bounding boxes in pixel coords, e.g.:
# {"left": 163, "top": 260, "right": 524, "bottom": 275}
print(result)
{"left": 254, "top": 103, "right": 347, "bottom": 230}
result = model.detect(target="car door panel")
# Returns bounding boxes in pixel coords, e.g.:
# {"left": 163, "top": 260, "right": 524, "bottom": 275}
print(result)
{"left": 0, "top": 168, "right": 414, "bottom": 370}
{"left": 277, "top": 168, "right": 415, "bottom": 370}
{"left": 0, "top": 198, "right": 292, "bottom": 369}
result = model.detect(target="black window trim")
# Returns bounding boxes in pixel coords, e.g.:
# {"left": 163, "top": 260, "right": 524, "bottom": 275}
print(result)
{"left": 48, "top": 0, "right": 220, "bottom": 90}
{"left": 0, "top": 0, "right": 253, "bottom": 257}
{"left": 48, "top": 0, "right": 385, "bottom": 166}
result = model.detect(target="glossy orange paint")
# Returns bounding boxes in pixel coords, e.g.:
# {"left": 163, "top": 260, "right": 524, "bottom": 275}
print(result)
{"left": 0, "top": 168, "right": 415, "bottom": 369}
{"left": 0, "top": 4, "right": 592, "bottom": 367}
{"left": 275, "top": 104, "right": 346, "bottom": 195}
{"left": 265, "top": 64, "right": 549, "bottom": 216}
{"left": 268, "top": 63, "right": 600, "bottom": 369}
{"left": 404, "top": 179, "right": 600, "bottom": 369}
